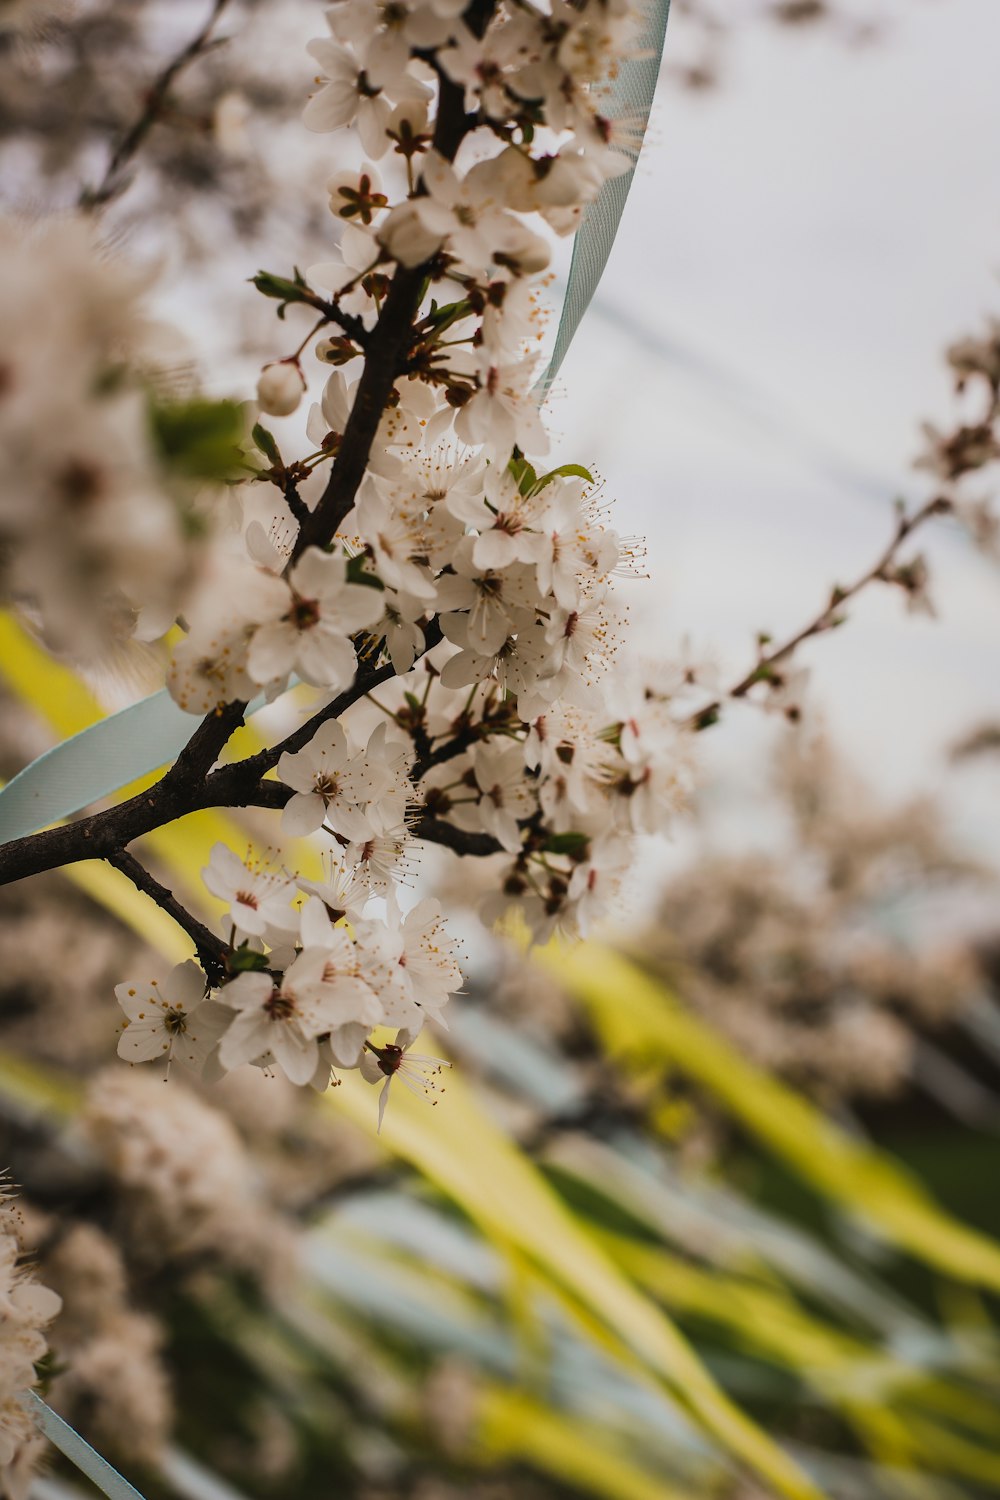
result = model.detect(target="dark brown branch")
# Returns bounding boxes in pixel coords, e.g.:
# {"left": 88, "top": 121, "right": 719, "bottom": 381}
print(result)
{"left": 410, "top": 815, "right": 503, "bottom": 857}
{"left": 292, "top": 264, "right": 429, "bottom": 557}
{"left": 291, "top": 1, "right": 494, "bottom": 560}
{"left": 235, "top": 796, "right": 504, "bottom": 857}
{"left": 412, "top": 733, "right": 477, "bottom": 782}
{"left": 106, "top": 850, "right": 230, "bottom": 986}
{"left": 288, "top": 288, "right": 370, "bottom": 350}
{"left": 165, "top": 698, "right": 248, "bottom": 787}
{"left": 0, "top": 626, "right": 442, "bottom": 889}
{"left": 691, "top": 494, "right": 951, "bottom": 729}
{"left": 80, "top": 0, "right": 232, "bottom": 211}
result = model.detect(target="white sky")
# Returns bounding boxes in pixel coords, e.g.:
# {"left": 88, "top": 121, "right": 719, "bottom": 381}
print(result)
{"left": 544, "top": 0, "right": 1000, "bottom": 868}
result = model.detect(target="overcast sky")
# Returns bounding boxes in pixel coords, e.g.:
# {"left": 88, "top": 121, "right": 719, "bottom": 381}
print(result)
{"left": 541, "top": 0, "right": 1000, "bottom": 868}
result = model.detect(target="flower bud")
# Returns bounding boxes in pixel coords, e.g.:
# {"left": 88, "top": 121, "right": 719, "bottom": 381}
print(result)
{"left": 256, "top": 361, "right": 305, "bottom": 417}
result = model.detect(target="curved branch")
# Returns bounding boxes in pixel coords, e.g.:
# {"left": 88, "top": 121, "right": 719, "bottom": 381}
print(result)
{"left": 691, "top": 494, "right": 951, "bottom": 729}
{"left": 107, "top": 850, "right": 230, "bottom": 985}
{"left": 410, "top": 814, "right": 503, "bottom": 857}
{"left": 292, "top": 3, "right": 494, "bottom": 560}
{"left": 81, "top": 0, "right": 232, "bottom": 211}
{"left": 0, "top": 626, "right": 443, "bottom": 888}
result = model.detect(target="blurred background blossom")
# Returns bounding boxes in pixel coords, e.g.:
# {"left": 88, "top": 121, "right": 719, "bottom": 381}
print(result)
{"left": 3, "top": 1, "right": 1000, "bottom": 1497}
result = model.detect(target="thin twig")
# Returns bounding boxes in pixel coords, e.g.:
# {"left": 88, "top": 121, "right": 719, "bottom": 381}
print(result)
{"left": 690, "top": 495, "right": 951, "bottom": 729}
{"left": 80, "top": 0, "right": 232, "bottom": 212}
{"left": 106, "top": 850, "right": 230, "bottom": 985}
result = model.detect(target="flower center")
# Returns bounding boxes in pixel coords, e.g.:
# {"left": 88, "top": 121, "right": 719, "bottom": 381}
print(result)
{"left": 374, "top": 1043, "right": 404, "bottom": 1077}
{"left": 288, "top": 595, "right": 321, "bottom": 630}
{"left": 264, "top": 988, "right": 295, "bottom": 1021}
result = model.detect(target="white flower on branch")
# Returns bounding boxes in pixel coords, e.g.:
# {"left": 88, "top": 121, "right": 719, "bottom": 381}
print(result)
{"left": 355, "top": 893, "right": 463, "bottom": 1029}
{"left": 360, "top": 1028, "right": 451, "bottom": 1133}
{"left": 470, "top": 743, "right": 537, "bottom": 853}
{"left": 277, "top": 720, "right": 410, "bottom": 839}
{"left": 246, "top": 546, "right": 384, "bottom": 691}
{"left": 454, "top": 353, "right": 550, "bottom": 458}
{"left": 368, "top": 586, "right": 428, "bottom": 673}
{"left": 303, "top": 32, "right": 429, "bottom": 156}
{"left": 115, "top": 960, "right": 228, "bottom": 1073}
{"left": 217, "top": 939, "right": 380, "bottom": 1087}
{"left": 355, "top": 479, "right": 438, "bottom": 598}
{"left": 434, "top": 538, "right": 539, "bottom": 655}
{"left": 202, "top": 843, "right": 298, "bottom": 943}
{"left": 534, "top": 480, "right": 622, "bottom": 609}
{"left": 344, "top": 828, "right": 413, "bottom": 892}
{"left": 440, "top": 607, "right": 562, "bottom": 719}
{"left": 308, "top": 222, "right": 382, "bottom": 327}
{"left": 296, "top": 849, "right": 372, "bottom": 925}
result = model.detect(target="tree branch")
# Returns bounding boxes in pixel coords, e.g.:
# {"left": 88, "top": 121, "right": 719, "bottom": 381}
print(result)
{"left": 691, "top": 495, "right": 951, "bottom": 729}
{"left": 291, "top": 2, "right": 494, "bottom": 559}
{"left": 410, "top": 815, "right": 503, "bottom": 857}
{"left": 0, "top": 626, "right": 443, "bottom": 889}
{"left": 80, "top": 0, "right": 232, "bottom": 212}
{"left": 106, "top": 850, "right": 230, "bottom": 986}
{"left": 0, "top": 1, "right": 494, "bottom": 898}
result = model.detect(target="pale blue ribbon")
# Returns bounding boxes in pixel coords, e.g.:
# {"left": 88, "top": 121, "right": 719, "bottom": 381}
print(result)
{"left": 0, "top": 0, "right": 671, "bottom": 846}
{"left": 538, "top": 0, "right": 672, "bottom": 394}
{"left": 0, "top": 688, "right": 204, "bottom": 845}
{"left": 25, "top": 1392, "right": 147, "bottom": 1500}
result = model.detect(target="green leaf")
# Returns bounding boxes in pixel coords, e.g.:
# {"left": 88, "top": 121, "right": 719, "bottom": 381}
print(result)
{"left": 544, "top": 831, "right": 591, "bottom": 856}
{"left": 533, "top": 462, "right": 595, "bottom": 492}
{"left": 150, "top": 397, "right": 247, "bottom": 483}
{"left": 227, "top": 944, "right": 270, "bottom": 975}
{"left": 507, "top": 450, "right": 538, "bottom": 495}
{"left": 251, "top": 268, "right": 312, "bottom": 307}
{"left": 346, "top": 553, "right": 385, "bottom": 591}
{"left": 251, "top": 423, "right": 282, "bottom": 466}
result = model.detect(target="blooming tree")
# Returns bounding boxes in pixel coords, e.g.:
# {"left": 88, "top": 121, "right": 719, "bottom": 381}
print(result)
{"left": 0, "top": 0, "right": 698, "bottom": 1111}
{"left": 0, "top": 0, "right": 973, "bottom": 1118}
{"left": 3, "top": 3, "right": 1000, "bottom": 1495}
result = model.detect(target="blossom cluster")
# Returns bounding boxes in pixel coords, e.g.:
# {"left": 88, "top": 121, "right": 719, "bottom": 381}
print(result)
{"left": 116, "top": 843, "right": 460, "bottom": 1112}
{"left": 82, "top": 0, "right": 697, "bottom": 1096}
{"left": 0, "top": 218, "right": 222, "bottom": 662}
{"left": 0, "top": 1192, "right": 61, "bottom": 1500}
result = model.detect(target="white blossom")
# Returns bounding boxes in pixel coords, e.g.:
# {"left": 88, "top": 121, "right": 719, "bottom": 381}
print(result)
{"left": 202, "top": 843, "right": 298, "bottom": 943}
{"left": 256, "top": 361, "right": 306, "bottom": 417}
{"left": 359, "top": 1028, "right": 451, "bottom": 1133}
{"left": 246, "top": 546, "right": 384, "bottom": 690}
{"left": 115, "top": 960, "right": 229, "bottom": 1073}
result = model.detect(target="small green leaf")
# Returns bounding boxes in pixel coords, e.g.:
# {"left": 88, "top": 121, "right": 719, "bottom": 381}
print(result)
{"left": 251, "top": 423, "right": 282, "bottom": 466}
{"left": 346, "top": 553, "right": 385, "bottom": 591}
{"left": 250, "top": 269, "right": 314, "bottom": 315}
{"left": 533, "top": 462, "right": 594, "bottom": 493}
{"left": 508, "top": 449, "right": 538, "bottom": 495}
{"left": 544, "top": 831, "right": 591, "bottom": 856}
{"left": 149, "top": 397, "right": 246, "bottom": 483}
{"left": 227, "top": 945, "right": 271, "bottom": 975}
